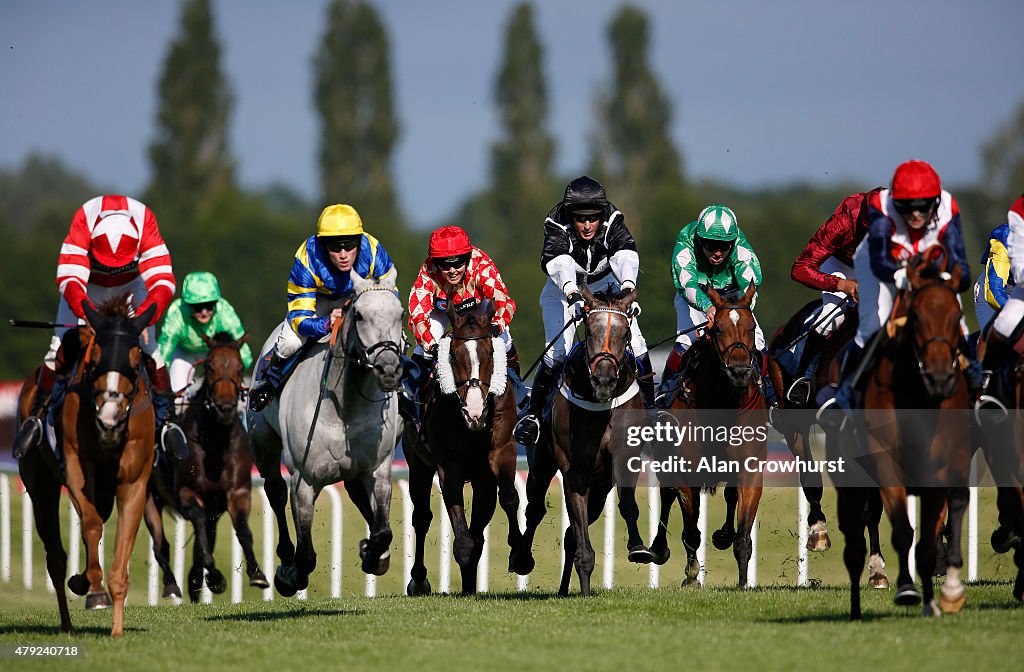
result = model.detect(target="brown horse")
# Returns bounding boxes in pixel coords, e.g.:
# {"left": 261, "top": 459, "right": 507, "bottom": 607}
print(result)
{"left": 514, "top": 286, "right": 653, "bottom": 597}
{"left": 16, "top": 296, "right": 157, "bottom": 636}
{"left": 835, "top": 247, "right": 971, "bottom": 619}
{"left": 403, "top": 297, "right": 524, "bottom": 595}
{"left": 648, "top": 283, "right": 767, "bottom": 588}
{"left": 144, "top": 331, "right": 270, "bottom": 602}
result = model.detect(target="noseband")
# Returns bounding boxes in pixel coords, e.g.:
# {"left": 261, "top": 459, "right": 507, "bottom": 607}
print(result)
{"left": 336, "top": 287, "right": 403, "bottom": 371}
{"left": 584, "top": 306, "right": 634, "bottom": 378}
{"left": 436, "top": 333, "right": 508, "bottom": 403}
{"left": 85, "top": 328, "right": 142, "bottom": 435}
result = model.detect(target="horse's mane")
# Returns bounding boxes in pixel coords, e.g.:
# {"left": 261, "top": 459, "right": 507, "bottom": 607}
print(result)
{"left": 96, "top": 294, "right": 134, "bottom": 318}
{"left": 210, "top": 331, "right": 235, "bottom": 345}
{"left": 591, "top": 288, "right": 632, "bottom": 304}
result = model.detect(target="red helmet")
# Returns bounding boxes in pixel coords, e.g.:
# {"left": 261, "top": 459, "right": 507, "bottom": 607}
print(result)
{"left": 890, "top": 160, "right": 941, "bottom": 200}
{"left": 429, "top": 226, "right": 472, "bottom": 259}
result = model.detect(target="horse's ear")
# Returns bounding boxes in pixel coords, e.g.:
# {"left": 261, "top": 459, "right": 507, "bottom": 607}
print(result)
{"left": 131, "top": 304, "right": 158, "bottom": 335}
{"left": 201, "top": 332, "right": 213, "bottom": 348}
{"left": 443, "top": 283, "right": 459, "bottom": 325}
{"left": 741, "top": 282, "right": 757, "bottom": 306}
{"left": 580, "top": 284, "right": 595, "bottom": 306}
{"left": 707, "top": 287, "right": 725, "bottom": 308}
{"left": 485, "top": 298, "right": 495, "bottom": 323}
{"left": 350, "top": 271, "right": 369, "bottom": 294}
{"left": 237, "top": 332, "right": 249, "bottom": 347}
{"left": 948, "top": 263, "right": 963, "bottom": 291}
{"left": 82, "top": 300, "right": 102, "bottom": 330}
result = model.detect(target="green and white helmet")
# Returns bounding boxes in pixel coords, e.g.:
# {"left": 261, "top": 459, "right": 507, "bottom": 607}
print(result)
{"left": 182, "top": 271, "right": 221, "bottom": 305}
{"left": 696, "top": 204, "right": 739, "bottom": 242}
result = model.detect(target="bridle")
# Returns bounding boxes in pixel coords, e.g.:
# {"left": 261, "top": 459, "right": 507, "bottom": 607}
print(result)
{"left": 82, "top": 327, "right": 143, "bottom": 437}
{"left": 905, "top": 282, "right": 961, "bottom": 381}
{"left": 199, "top": 345, "right": 245, "bottom": 415}
{"left": 335, "top": 287, "right": 404, "bottom": 372}
{"left": 583, "top": 306, "right": 634, "bottom": 380}
{"left": 706, "top": 303, "right": 757, "bottom": 377}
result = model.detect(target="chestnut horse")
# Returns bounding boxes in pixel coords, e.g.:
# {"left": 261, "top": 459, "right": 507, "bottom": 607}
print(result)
{"left": 649, "top": 284, "right": 767, "bottom": 587}
{"left": 144, "top": 331, "right": 270, "bottom": 602}
{"left": 402, "top": 298, "right": 524, "bottom": 595}
{"left": 834, "top": 247, "right": 971, "bottom": 619}
{"left": 16, "top": 296, "right": 156, "bottom": 636}
{"left": 514, "top": 286, "right": 653, "bottom": 597}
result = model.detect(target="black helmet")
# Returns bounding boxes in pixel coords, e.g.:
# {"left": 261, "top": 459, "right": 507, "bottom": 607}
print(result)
{"left": 562, "top": 176, "right": 607, "bottom": 215}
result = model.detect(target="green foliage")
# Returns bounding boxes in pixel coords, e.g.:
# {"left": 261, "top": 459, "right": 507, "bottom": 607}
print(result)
{"left": 146, "top": 0, "right": 235, "bottom": 226}
{"left": 979, "top": 99, "right": 1024, "bottom": 225}
{"left": 314, "top": 0, "right": 404, "bottom": 246}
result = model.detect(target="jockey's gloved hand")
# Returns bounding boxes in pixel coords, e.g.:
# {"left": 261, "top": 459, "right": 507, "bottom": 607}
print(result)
{"left": 566, "top": 290, "right": 585, "bottom": 320}
{"left": 893, "top": 267, "right": 910, "bottom": 291}
{"left": 489, "top": 323, "right": 502, "bottom": 338}
{"left": 426, "top": 343, "right": 439, "bottom": 360}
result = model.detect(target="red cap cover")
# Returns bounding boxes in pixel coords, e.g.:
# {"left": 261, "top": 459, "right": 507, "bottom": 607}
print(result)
{"left": 429, "top": 226, "right": 472, "bottom": 259}
{"left": 891, "top": 160, "right": 941, "bottom": 200}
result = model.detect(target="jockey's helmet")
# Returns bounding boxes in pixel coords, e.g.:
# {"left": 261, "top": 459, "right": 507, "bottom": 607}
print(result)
{"left": 429, "top": 226, "right": 472, "bottom": 261}
{"left": 695, "top": 204, "right": 739, "bottom": 242}
{"left": 891, "top": 160, "right": 940, "bottom": 201}
{"left": 182, "top": 271, "right": 221, "bottom": 305}
{"left": 317, "top": 204, "right": 364, "bottom": 237}
{"left": 562, "top": 176, "right": 607, "bottom": 216}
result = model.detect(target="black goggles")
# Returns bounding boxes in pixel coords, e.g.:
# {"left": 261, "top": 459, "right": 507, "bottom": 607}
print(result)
{"left": 434, "top": 255, "right": 470, "bottom": 271}
{"left": 322, "top": 236, "right": 361, "bottom": 253}
{"left": 189, "top": 301, "right": 217, "bottom": 314}
{"left": 893, "top": 198, "right": 938, "bottom": 217}
{"left": 571, "top": 212, "right": 601, "bottom": 224}
{"left": 699, "top": 238, "right": 734, "bottom": 253}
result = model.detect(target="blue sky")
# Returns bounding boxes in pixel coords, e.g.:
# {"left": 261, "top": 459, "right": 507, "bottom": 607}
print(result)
{"left": 2, "top": 0, "right": 1022, "bottom": 229}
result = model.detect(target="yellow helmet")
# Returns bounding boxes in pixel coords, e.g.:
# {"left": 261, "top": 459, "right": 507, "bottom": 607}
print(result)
{"left": 316, "top": 204, "right": 364, "bottom": 237}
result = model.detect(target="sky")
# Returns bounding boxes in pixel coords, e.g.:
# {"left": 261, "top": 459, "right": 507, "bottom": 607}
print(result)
{"left": 2, "top": 0, "right": 1022, "bottom": 230}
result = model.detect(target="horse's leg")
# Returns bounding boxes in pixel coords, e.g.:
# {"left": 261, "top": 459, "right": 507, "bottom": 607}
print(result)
{"left": 836, "top": 487, "right": 868, "bottom": 620}
{"left": 649, "top": 487, "right": 677, "bottom": 566}
{"left": 439, "top": 464, "right": 477, "bottom": 595}
{"left": 510, "top": 442, "right": 558, "bottom": 575}
{"left": 678, "top": 486, "right": 703, "bottom": 587}
{"left": 350, "top": 465, "right": 395, "bottom": 576}
{"left": 108, "top": 478, "right": 148, "bottom": 637}
{"left": 939, "top": 486, "right": 968, "bottom": 613}
{"left": 64, "top": 458, "right": 112, "bottom": 609}
{"left": 490, "top": 442, "right": 524, "bottom": 574}
{"left": 463, "top": 469, "right": 499, "bottom": 595}
{"left": 279, "top": 476, "right": 317, "bottom": 594}
{"left": 142, "top": 494, "right": 180, "bottom": 599}
{"left": 187, "top": 530, "right": 205, "bottom": 604}
{"left": 560, "top": 474, "right": 596, "bottom": 597}
{"left": 226, "top": 485, "right": 269, "bottom": 589}
{"left": 865, "top": 489, "right": 889, "bottom": 588}
{"left": 251, "top": 428, "right": 294, "bottom": 567}
{"left": 793, "top": 430, "right": 829, "bottom": 551}
{"left": 23, "top": 467, "right": 72, "bottom": 632}
{"left": 618, "top": 486, "right": 654, "bottom": 562}
{"left": 878, "top": 485, "right": 920, "bottom": 606}
{"left": 203, "top": 514, "right": 227, "bottom": 595}
{"left": 733, "top": 482, "right": 763, "bottom": 588}
{"left": 915, "top": 493, "right": 945, "bottom": 617}
{"left": 406, "top": 448, "right": 435, "bottom": 596}
{"left": 712, "top": 485, "right": 738, "bottom": 550}
{"left": 558, "top": 524, "right": 577, "bottom": 597}
{"left": 178, "top": 487, "right": 215, "bottom": 601}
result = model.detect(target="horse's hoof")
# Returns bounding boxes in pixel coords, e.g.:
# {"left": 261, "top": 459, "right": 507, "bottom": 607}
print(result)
{"left": 206, "top": 568, "right": 227, "bottom": 594}
{"left": 627, "top": 545, "right": 656, "bottom": 564}
{"left": 360, "top": 549, "right": 390, "bottom": 576}
{"left": 85, "top": 591, "right": 112, "bottom": 610}
{"left": 508, "top": 551, "right": 536, "bottom": 576}
{"left": 711, "top": 528, "right": 734, "bottom": 551}
{"left": 406, "top": 577, "right": 432, "bottom": 596}
{"left": 1013, "top": 570, "right": 1024, "bottom": 602}
{"left": 868, "top": 572, "right": 890, "bottom": 589}
{"left": 163, "top": 583, "right": 182, "bottom": 599}
{"left": 274, "top": 565, "right": 299, "bottom": 598}
{"left": 649, "top": 544, "right": 671, "bottom": 566}
{"left": 922, "top": 600, "right": 941, "bottom": 618}
{"left": 188, "top": 587, "right": 201, "bottom": 604}
{"left": 991, "top": 526, "right": 1020, "bottom": 554}
{"left": 249, "top": 570, "right": 270, "bottom": 589}
{"left": 67, "top": 574, "right": 89, "bottom": 596}
{"left": 807, "top": 522, "right": 831, "bottom": 552}
{"left": 940, "top": 585, "right": 966, "bottom": 614}
{"left": 894, "top": 584, "right": 922, "bottom": 606}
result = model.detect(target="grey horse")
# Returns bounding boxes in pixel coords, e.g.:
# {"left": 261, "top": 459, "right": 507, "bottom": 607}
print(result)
{"left": 247, "top": 272, "right": 404, "bottom": 596}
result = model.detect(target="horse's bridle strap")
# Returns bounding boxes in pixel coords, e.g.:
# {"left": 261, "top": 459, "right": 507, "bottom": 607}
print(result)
{"left": 558, "top": 380, "right": 640, "bottom": 411}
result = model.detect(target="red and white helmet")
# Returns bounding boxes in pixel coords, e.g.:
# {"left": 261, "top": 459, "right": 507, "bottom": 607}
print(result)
{"left": 429, "top": 226, "right": 472, "bottom": 260}
{"left": 890, "top": 160, "right": 941, "bottom": 201}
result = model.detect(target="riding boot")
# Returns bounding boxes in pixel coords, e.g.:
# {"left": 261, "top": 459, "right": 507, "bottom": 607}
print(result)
{"left": 816, "top": 342, "right": 864, "bottom": 432}
{"left": 152, "top": 366, "right": 189, "bottom": 460}
{"left": 504, "top": 344, "right": 528, "bottom": 412}
{"left": 399, "top": 353, "right": 434, "bottom": 431}
{"left": 249, "top": 347, "right": 287, "bottom": 412}
{"left": 12, "top": 365, "right": 57, "bottom": 459}
{"left": 513, "top": 364, "right": 558, "bottom": 446}
{"left": 787, "top": 331, "right": 826, "bottom": 406}
{"left": 978, "top": 331, "right": 1015, "bottom": 414}
{"left": 758, "top": 350, "right": 781, "bottom": 426}
{"left": 635, "top": 352, "right": 657, "bottom": 422}
{"left": 656, "top": 343, "right": 685, "bottom": 409}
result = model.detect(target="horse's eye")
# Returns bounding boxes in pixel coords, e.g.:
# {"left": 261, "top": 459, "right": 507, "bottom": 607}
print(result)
{"left": 354, "top": 312, "right": 363, "bottom": 322}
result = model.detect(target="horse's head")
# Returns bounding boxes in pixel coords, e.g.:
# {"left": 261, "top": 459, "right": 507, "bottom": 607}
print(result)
{"left": 436, "top": 287, "right": 507, "bottom": 431}
{"left": 342, "top": 272, "right": 404, "bottom": 392}
{"left": 581, "top": 284, "right": 637, "bottom": 402}
{"left": 82, "top": 297, "right": 156, "bottom": 447}
{"left": 708, "top": 283, "right": 758, "bottom": 389}
{"left": 905, "top": 245, "right": 963, "bottom": 399}
{"left": 200, "top": 331, "right": 247, "bottom": 425}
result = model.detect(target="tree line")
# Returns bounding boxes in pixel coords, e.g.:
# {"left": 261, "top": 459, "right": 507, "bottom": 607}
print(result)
{"left": 1, "top": 0, "right": 1021, "bottom": 379}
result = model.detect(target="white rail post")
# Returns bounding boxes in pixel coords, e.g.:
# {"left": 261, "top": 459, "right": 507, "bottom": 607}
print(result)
{"left": 514, "top": 473, "right": 528, "bottom": 592}
{"left": 324, "top": 485, "right": 344, "bottom": 598}
{"left": 556, "top": 472, "right": 568, "bottom": 571}
{"left": 968, "top": 454, "right": 979, "bottom": 582}
{"left": 1, "top": 473, "right": 10, "bottom": 582}
{"left": 797, "top": 488, "right": 809, "bottom": 587}
{"left": 477, "top": 524, "right": 489, "bottom": 592}
{"left": 648, "top": 484, "right": 659, "bottom": 588}
{"left": 399, "top": 479, "right": 413, "bottom": 592}
{"left": 364, "top": 523, "right": 376, "bottom": 598}
{"left": 148, "top": 530, "right": 159, "bottom": 606}
{"left": 747, "top": 514, "right": 758, "bottom": 588}
{"left": 173, "top": 513, "right": 186, "bottom": 606}
{"left": 907, "top": 495, "right": 918, "bottom": 581}
{"left": 435, "top": 474, "right": 451, "bottom": 593}
{"left": 22, "top": 484, "right": 32, "bottom": 589}
{"left": 69, "top": 498, "right": 80, "bottom": 589}
{"left": 231, "top": 526, "right": 243, "bottom": 603}
{"left": 602, "top": 490, "right": 615, "bottom": 589}
{"left": 260, "top": 486, "right": 274, "bottom": 601}
{"left": 697, "top": 491, "right": 708, "bottom": 585}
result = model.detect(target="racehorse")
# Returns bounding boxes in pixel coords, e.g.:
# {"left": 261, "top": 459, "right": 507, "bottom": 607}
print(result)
{"left": 513, "top": 285, "right": 653, "bottom": 597}
{"left": 16, "top": 296, "right": 157, "bottom": 636}
{"left": 248, "top": 272, "right": 404, "bottom": 596}
{"left": 143, "top": 331, "right": 270, "bottom": 602}
{"left": 834, "top": 246, "right": 971, "bottom": 618}
{"left": 648, "top": 284, "right": 768, "bottom": 587}
{"left": 403, "top": 297, "right": 524, "bottom": 595}
{"left": 766, "top": 299, "right": 890, "bottom": 588}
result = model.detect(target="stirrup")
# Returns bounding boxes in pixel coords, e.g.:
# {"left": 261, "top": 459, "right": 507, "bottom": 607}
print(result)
{"left": 248, "top": 381, "right": 275, "bottom": 412}
{"left": 785, "top": 377, "right": 812, "bottom": 406}
{"left": 513, "top": 415, "right": 540, "bottom": 446}
{"left": 12, "top": 416, "right": 43, "bottom": 459}
{"left": 815, "top": 398, "right": 848, "bottom": 433}
{"left": 974, "top": 394, "right": 1009, "bottom": 426}
{"left": 160, "top": 424, "right": 189, "bottom": 461}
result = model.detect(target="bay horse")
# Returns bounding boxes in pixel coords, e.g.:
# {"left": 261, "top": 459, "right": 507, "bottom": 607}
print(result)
{"left": 513, "top": 285, "right": 653, "bottom": 597}
{"left": 16, "top": 296, "right": 157, "bottom": 636}
{"left": 834, "top": 246, "right": 971, "bottom": 618}
{"left": 402, "top": 297, "right": 524, "bottom": 595}
{"left": 766, "top": 299, "right": 890, "bottom": 588}
{"left": 248, "top": 272, "right": 404, "bottom": 596}
{"left": 648, "top": 283, "right": 767, "bottom": 588}
{"left": 143, "top": 331, "right": 270, "bottom": 602}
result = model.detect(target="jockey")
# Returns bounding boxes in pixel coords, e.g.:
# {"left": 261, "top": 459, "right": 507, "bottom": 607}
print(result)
{"left": 973, "top": 219, "right": 1015, "bottom": 331}
{"left": 659, "top": 204, "right": 765, "bottom": 400}
{"left": 13, "top": 194, "right": 185, "bottom": 460}
{"left": 248, "top": 204, "right": 396, "bottom": 412}
{"left": 825, "top": 160, "right": 971, "bottom": 413}
{"left": 979, "top": 194, "right": 1024, "bottom": 404}
{"left": 784, "top": 187, "right": 882, "bottom": 405}
{"left": 401, "top": 225, "right": 520, "bottom": 427}
{"left": 157, "top": 271, "right": 254, "bottom": 393}
{"left": 513, "top": 175, "right": 654, "bottom": 446}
